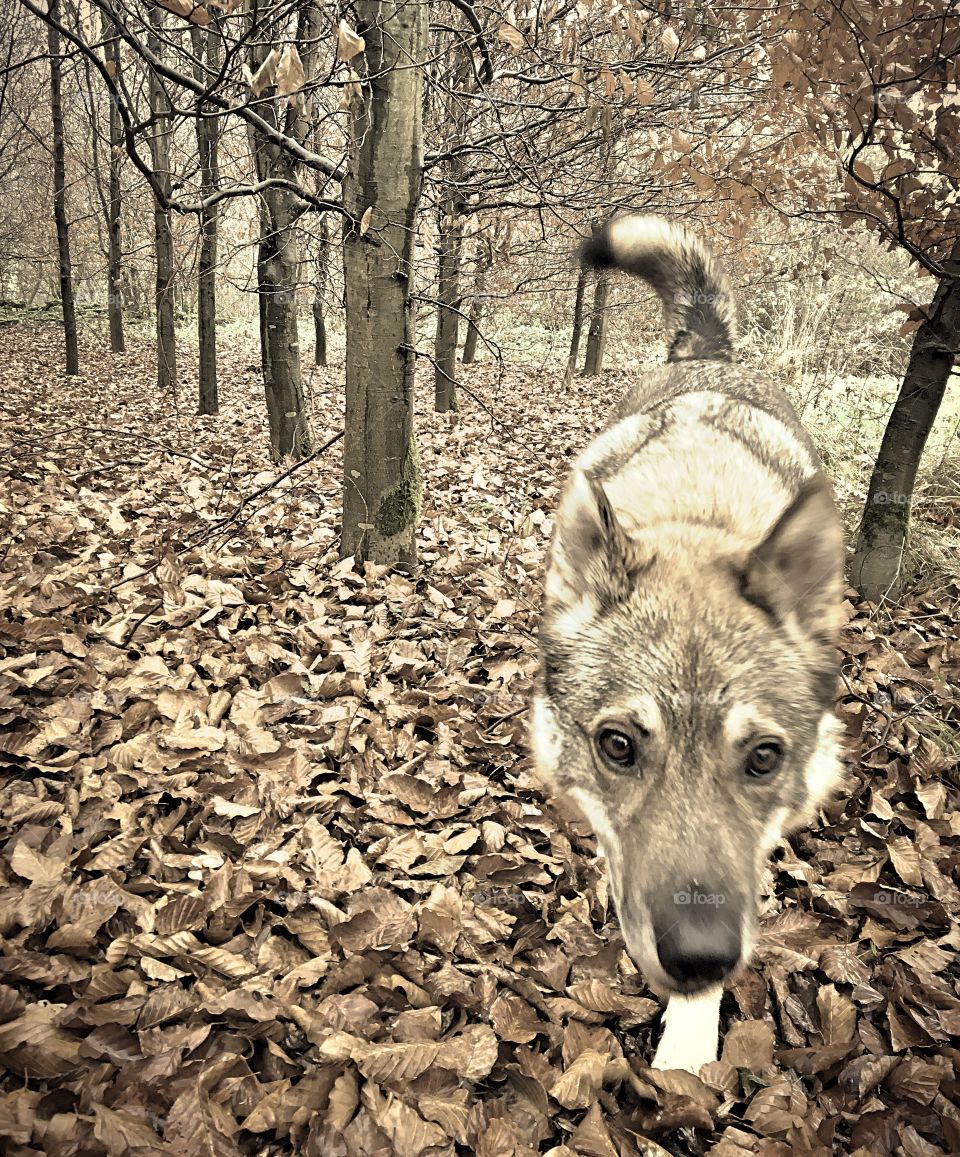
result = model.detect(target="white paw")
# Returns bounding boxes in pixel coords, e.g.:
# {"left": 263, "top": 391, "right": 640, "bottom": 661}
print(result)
{"left": 650, "top": 986, "right": 721, "bottom": 1075}
{"left": 651, "top": 1034, "right": 717, "bottom": 1074}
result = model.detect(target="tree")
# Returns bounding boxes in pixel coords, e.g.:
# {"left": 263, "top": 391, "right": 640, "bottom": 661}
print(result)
{"left": 566, "top": 263, "right": 588, "bottom": 381}
{"left": 583, "top": 269, "right": 610, "bottom": 376}
{"left": 432, "top": 49, "right": 470, "bottom": 412}
{"left": 100, "top": 7, "right": 124, "bottom": 352}
{"left": 47, "top": 0, "right": 77, "bottom": 375}
{"left": 341, "top": 2, "right": 427, "bottom": 566}
{"left": 20, "top": 0, "right": 343, "bottom": 456}
{"left": 146, "top": 3, "right": 176, "bottom": 393}
{"left": 854, "top": 246, "right": 960, "bottom": 601}
{"left": 248, "top": 1, "right": 318, "bottom": 460}
{"left": 752, "top": 0, "right": 960, "bottom": 600}
{"left": 312, "top": 214, "right": 329, "bottom": 367}
{"left": 462, "top": 237, "right": 491, "bottom": 366}
{"left": 192, "top": 21, "right": 220, "bottom": 414}
{"left": 434, "top": 189, "right": 464, "bottom": 411}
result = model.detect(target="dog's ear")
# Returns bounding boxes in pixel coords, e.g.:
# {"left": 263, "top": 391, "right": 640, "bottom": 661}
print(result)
{"left": 741, "top": 480, "right": 843, "bottom": 637}
{"left": 551, "top": 470, "right": 646, "bottom": 609}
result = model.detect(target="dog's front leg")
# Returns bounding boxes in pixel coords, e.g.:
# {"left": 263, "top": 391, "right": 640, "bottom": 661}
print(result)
{"left": 650, "top": 985, "right": 722, "bottom": 1075}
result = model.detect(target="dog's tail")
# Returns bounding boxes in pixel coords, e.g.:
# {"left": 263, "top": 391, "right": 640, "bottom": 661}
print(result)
{"left": 581, "top": 216, "right": 736, "bottom": 362}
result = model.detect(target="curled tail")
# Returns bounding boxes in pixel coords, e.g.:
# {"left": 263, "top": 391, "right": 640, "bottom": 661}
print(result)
{"left": 581, "top": 216, "right": 737, "bottom": 363}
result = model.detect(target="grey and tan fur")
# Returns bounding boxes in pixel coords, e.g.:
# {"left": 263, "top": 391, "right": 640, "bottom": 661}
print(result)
{"left": 532, "top": 216, "right": 846, "bottom": 1074}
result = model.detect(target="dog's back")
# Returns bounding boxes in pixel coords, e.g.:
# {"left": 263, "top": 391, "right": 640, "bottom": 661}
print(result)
{"left": 578, "top": 218, "right": 825, "bottom": 563}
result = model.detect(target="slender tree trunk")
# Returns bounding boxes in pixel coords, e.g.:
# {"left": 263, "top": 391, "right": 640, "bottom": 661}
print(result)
{"left": 342, "top": 0, "right": 426, "bottom": 566}
{"left": 193, "top": 23, "right": 220, "bottom": 415}
{"left": 313, "top": 295, "right": 327, "bottom": 366}
{"left": 434, "top": 191, "right": 463, "bottom": 412}
{"left": 852, "top": 251, "right": 960, "bottom": 602}
{"left": 462, "top": 242, "right": 489, "bottom": 365}
{"left": 257, "top": 187, "right": 311, "bottom": 457}
{"left": 248, "top": 4, "right": 314, "bottom": 460}
{"left": 433, "top": 51, "right": 469, "bottom": 411}
{"left": 566, "top": 263, "right": 589, "bottom": 381}
{"left": 26, "top": 266, "right": 42, "bottom": 306}
{"left": 102, "top": 9, "right": 124, "bottom": 352}
{"left": 48, "top": 0, "right": 78, "bottom": 376}
{"left": 583, "top": 270, "right": 611, "bottom": 376}
{"left": 257, "top": 250, "right": 270, "bottom": 384}
{"left": 147, "top": 5, "right": 177, "bottom": 393}
{"left": 583, "top": 149, "right": 614, "bottom": 378}
{"left": 313, "top": 215, "right": 329, "bottom": 366}
{"left": 125, "top": 264, "right": 143, "bottom": 315}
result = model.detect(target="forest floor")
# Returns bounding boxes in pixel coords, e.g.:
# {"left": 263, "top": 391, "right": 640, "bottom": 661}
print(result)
{"left": 1, "top": 323, "right": 959, "bottom": 1157}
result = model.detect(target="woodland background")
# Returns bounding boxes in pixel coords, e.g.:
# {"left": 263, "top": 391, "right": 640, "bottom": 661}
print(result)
{"left": 0, "top": 2, "right": 959, "bottom": 1155}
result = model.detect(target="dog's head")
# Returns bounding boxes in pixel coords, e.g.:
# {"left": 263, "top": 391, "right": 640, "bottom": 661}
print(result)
{"left": 533, "top": 469, "right": 845, "bottom": 996}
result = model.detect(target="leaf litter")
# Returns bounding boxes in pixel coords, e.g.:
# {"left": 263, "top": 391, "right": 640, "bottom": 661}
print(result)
{"left": 0, "top": 324, "right": 958, "bottom": 1156}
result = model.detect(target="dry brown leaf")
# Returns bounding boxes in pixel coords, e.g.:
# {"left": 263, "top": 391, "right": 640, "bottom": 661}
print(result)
{"left": 249, "top": 48, "right": 280, "bottom": 96}
{"left": 337, "top": 20, "right": 365, "bottom": 62}
{"left": 275, "top": 44, "right": 305, "bottom": 98}
{"left": 720, "top": 1020, "right": 775, "bottom": 1069}
{"left": 498, "top": 22, "right": 525, "bottom": 53}
{"left": 156, "top": 0, "right": 210, "bottom": 26}
{"left": 816, "top": 984, "right": 856, "bottom": 1044}
{"left": 551, "top": 1048, "right": 607, "bottom": 1110}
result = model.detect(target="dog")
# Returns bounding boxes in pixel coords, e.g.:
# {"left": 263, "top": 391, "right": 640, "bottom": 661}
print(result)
{"left": 531, "top": 216, "right": 846, "bottom": 1074}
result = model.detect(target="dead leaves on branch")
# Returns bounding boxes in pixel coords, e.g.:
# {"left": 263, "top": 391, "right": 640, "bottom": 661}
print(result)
{"left": 155, "top": 0, "right": 246, "bottom": 26}
{"left": 155, "top": 0, "right": 211, "bottom": 26}
{"left": 336, "top": 20, "right": 365, "bottom": 64}
{"left": 0, "top": 326, "right": 959, "bottom": 1154}
{"left": 244, "top": 44, "right": 306, "bottom": 104}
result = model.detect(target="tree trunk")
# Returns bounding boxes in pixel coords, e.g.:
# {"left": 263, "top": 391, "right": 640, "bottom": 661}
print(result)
{"left": 248, "top": 4, "right": 314, "bottom": 460}
{"left": 433, "top": 49, "right": 469, "bottom": 410}
{"left": 566, "top": 263, "right": 589, "bottom": 381}
{"left": 313, "top": 214, "right": 329, "bottom": 366}
{"left": 257, "top": 189, "right": 312, "bottom": 458}
{"left": 102, "top": 9, "right": 124, "bottom": 353}
{"left": 313, "top": 296, "right": 327, "bottom": 367}
{"left": 257, "top": 251, "right": 270, "bottom": 383}
{"left": 193, "top": 23, "right": 220, "bottom": 415}
{"left": 852, "top": 253, "right": 960, "bottom": 602}
{"left": 462, "top": 242, "right": 489, "bottom": 365}
{"left": 48, "top": 0, "right": 78, "bottom": 376}
{"left": 342, "top": 0, "right": 426, "bottom": 567}
{"left": 434, "top": 194, "right": 463, "bottom": 411}
{"left": 147, "top": 5, "right": 177, "bottom": 394}
{"left": 583, "top": 269, "right": 610, "bottom": 376}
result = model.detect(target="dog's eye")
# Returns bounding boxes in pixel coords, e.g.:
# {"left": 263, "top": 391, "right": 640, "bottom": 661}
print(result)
{"left": 744, "top": 741, "right": 783, "bottom": 778}
{"left": 597, "top": 728, "right": 636, "bottom": 768}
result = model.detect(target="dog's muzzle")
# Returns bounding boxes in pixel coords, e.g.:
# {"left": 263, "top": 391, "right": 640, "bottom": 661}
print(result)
{"left": 651, "top": 884, "right": 743, "bottom": 990}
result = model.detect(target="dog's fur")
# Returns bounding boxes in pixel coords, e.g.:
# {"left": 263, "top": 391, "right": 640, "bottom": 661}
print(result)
{"left": 532, "top": 216, "right": 846, "bottom": 1074}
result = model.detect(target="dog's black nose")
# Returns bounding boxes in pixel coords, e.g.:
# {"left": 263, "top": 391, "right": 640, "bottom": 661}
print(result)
{"left": 654, "top": 900, "right": 741, "bottom": 986}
